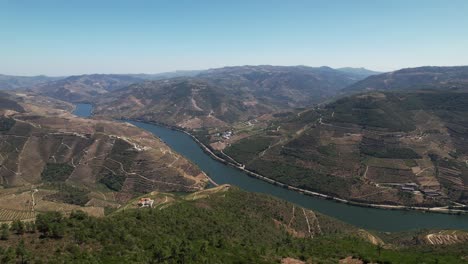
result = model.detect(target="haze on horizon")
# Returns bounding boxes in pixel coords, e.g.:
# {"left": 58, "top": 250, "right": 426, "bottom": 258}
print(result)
{"left": 1, "top": 0, "right": 468, "bottom": 76}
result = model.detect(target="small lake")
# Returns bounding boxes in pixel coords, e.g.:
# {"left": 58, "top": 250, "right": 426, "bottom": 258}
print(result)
{"left": 73, "top": 103, "right": 93, "bottom": 118}
{"left": 74, "top": 104, "right": 468, "bottom": 232}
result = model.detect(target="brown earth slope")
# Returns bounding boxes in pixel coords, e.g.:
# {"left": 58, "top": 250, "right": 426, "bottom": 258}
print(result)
{"left": 0, "top": 92, "right": 207, "bottom": 221}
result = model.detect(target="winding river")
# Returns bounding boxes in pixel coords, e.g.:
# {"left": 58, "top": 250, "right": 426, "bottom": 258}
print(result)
{"left": 74, "top": 104, "right": 468, "bottom": 232}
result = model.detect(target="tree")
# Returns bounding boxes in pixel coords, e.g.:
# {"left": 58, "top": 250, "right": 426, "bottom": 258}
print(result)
{"left": 376, "top": 243, "right": 383, "bottom": 257}
{"left": 1, "top": 247, "right": 15, "bottom": 264}
{"left": 16, "top": 240, "right": 30, "bottom": 264}
{"left": 50, "top": 223, "right": 65, "bottom": 239}
{"left": 25, "top": 222, "right": 36, "bottom": 233}
{"left": 11, "top": 220, "right": 25, "bottom": 235}
{"left": 1, "top": 224, "right": 9, "bottom": 240}
{"left": 36, "top": 211, "right": 63, "bottom": 238}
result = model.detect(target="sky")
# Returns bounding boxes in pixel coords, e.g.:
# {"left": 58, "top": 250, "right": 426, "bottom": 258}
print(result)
{"left": 1, "top": 0, "right": 468, "bottom": 76}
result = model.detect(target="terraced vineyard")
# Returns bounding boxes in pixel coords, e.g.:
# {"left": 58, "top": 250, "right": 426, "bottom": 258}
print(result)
{"left": 217, "top": 90, "right": 468, "bottom": 207}
{"left": 0, "top": 208, "right": 35, "bottom": 222}
{"left": 0, "top": 92, "right": 208, "bottom": 221}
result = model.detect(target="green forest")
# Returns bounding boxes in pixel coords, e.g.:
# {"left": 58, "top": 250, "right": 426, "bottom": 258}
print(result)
{"left": 0, "top": 188, "right": 466, "bottom": 263}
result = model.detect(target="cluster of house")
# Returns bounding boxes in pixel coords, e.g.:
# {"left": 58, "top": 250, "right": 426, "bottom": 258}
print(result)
{"left": 420, "top": 188, "right": 443, "bottom": 197}
{"left": 400, "top": 183, "right": 418, "bottom": 192}
{"left": 400, "top": 183, "right": 442, "bottom": 197}
{"left": 217, "top": 131, "right": 233, "bottom": 140}
{"left": 137, "top": 197, "right": 154, "bottom": 208}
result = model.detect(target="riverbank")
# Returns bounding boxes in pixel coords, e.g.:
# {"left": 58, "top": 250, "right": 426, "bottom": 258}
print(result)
{"left": 129, "top": 118, "right": 467, "bottom": 216}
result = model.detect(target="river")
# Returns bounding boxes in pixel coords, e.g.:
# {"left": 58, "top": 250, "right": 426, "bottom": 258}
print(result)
{"left": 73, "top": 104, "right": 468, "bottom": 232}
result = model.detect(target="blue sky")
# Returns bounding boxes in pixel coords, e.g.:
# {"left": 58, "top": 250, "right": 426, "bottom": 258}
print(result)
{"left": 1, "top": 0, "right": 467, "bottom": 76}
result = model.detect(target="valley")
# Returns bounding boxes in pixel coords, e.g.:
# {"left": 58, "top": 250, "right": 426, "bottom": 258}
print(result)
{"left": 0, "top": 65, "right": 468, "bottom": 262}
{"left": 3, "top": 1, "right": 468, "bottom": 262}
{"left": 128, "top": 118, "right": 468, "bottom": 231}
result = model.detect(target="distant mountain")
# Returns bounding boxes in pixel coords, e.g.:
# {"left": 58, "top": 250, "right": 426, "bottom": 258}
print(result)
{"left": 346, "top": 66, "right": 468, "bottom": 92}
{"left": 0, "top": 74, "right": 64, "bottom": 90}
{"left": 131, "top": 69, "right": 203, "bottom": 80}
{"left": 197, "top": 65, "right": 369, "bottom": 106}
{"left": 336, "top": 67, "right": 381, "bottom": 78}
{"left": 0, "top": 71, "right": 202, "bottom": 103}
{"left": 94, "top": 65, "right": 371, "bottom": 128}
{"left": 32, "top": 74, "right": 147, "bottom": 102}
{"left": 3, "top": 65, "right": 373, "bottom": 106}
{"left": 30, "top": 70, "right": 209, "bottom": 101}
{"left": 94, "top": 78, "right": 277, "bottom": 129}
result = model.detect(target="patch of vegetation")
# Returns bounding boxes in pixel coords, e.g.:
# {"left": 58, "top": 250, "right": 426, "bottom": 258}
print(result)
{"left": 108, "top": 139, "right": 138, "bottom": 169}
{"left": 248, "top": 160, "right": 355, "bottom": 197}
{"left": 362, "top": 146, "right": 421, "bottom": 159}
{"left": 360, "top": 137, "right": 421, "bottom": 159}
{"left": 0, "top": 117, "right": 15, "bottom": 131}
{"left": 317, "top": 144, "right": 338, "bottom": 156}
{"left": 0, "top": 95, "right": 25, "bottom": 112}
{"left": 404, "top": 159, "right": 418, "bottom": 167}
{"left": 224, "top": 136, "right": 273, "bottom": 164}
{"left": 273, "top": 112, "right": 294, "bottom": 118}
{"left": 97, "top": 138, "right": 137, "bottom": 191}
{"left": 41, "top": 163, "right": 74, "bottom": 182}
{"left": 326, "top": 94, "right": 416, "bottom": 132}
{"left": 284, "top": 132, "right": 319, "bottom": 149}
{"left": 402, "top": 92, "right": 468, "bottom": 112}
{"left": 99, "top": 172, "right": 125, "bottom": 191}
{"left": 43, "top": 183, "right": 90, "bottom": 206}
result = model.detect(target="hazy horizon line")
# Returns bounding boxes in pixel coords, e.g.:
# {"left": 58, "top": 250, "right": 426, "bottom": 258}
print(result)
{"left": 2, "top": 63, "right": 468, "bottom": 78}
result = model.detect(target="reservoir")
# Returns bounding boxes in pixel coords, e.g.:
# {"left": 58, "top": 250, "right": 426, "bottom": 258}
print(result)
{"left": 73, "top": 103, "right": 93, "bottom": 117}
{"left": 74, "top": 104, "right": 468, "bottom": 232}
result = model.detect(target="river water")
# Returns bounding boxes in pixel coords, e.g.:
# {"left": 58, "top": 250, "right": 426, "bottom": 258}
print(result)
{"left": 74, "top": 104, "right": 468, "bottom": 232}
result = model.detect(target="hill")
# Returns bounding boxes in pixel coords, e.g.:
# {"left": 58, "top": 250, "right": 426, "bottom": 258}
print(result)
{"left": 204, "top": 90, "right": 468, "bottom": 207}
{"left": 0, "top": 185, "right": 466, "bottom": 263}
{"left": 30, "top": 74, "right": 148, "bottom": 102}
{"left": 0, "top": 74, "right": 63, "bottom": 90}
{"left": 337, "top": 67, "right": 381, "bottom": 78}
{"left": 131, "top": 69, "right": 203, "bottom": 80}
{"left": 198, "top": 65, "right": 370, "bottom": 106}
{"left": 0, "top": 92, "right": 207, "bottom": 222}
{"left": 94, "top": 78, "right": 277, "bottom": 129}
{"left": 93, "top": 65, "right": 371, "bottom": 129}
{"left": 346, "top": 66, "right": 468, "bottom": 92}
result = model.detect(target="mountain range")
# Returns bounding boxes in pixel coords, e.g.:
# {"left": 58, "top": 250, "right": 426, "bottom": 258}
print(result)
{"left": 91, "top": 65, "right": 377, "bottom": 128}
{"left": 0, "top": 74, "right": 63, "bottom": 90}
{"left": 0, "top": 65, "right": 467, "bottom": 262}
